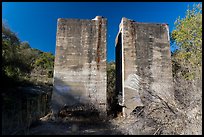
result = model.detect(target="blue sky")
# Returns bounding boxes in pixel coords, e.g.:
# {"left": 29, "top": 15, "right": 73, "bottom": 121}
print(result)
{"left": 2, "top": 2, "right": 200, "bottom": 62}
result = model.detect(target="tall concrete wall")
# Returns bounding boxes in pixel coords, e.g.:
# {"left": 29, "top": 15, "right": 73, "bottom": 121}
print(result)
{"left": 116, "top": 18, "right": 175, "bottom": 117}
{"left": 52, "top": 16, "right": 107, "bottom": 116}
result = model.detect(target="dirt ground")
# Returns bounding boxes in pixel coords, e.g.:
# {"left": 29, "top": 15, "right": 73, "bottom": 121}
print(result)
{"left": 27, "top": 108, "right": 123, "bottom": 135}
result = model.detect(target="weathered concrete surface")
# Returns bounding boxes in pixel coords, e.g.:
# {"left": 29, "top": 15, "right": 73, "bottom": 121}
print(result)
{"left": 116, "top": 17, "right": 175, "bottom": 117}
{"left": 52, "top": 16, "right": 107, "bottom": 116}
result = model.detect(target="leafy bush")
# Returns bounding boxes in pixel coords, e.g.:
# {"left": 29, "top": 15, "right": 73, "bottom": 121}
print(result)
{"left": 2, "top": 23, "right": 55, "bottom": 87}
{"left": 171, "top": 3, "right": 202, "bottom": 80}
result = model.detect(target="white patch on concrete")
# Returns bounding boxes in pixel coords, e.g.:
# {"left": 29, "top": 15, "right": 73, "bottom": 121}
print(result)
{"left": 165, "top": 24, "right": 170, "bottom": 42}
{"left": 92, "top": 16, "right": 101, "bottom": 20}
{"left": 121, "top": 18, "right": 125, "bottom": 116}
{"left": 124, "top": 73, "right": 144, "bottom": 107}
{"left": 124, "top": 74, "right": 141, "bottom": 91}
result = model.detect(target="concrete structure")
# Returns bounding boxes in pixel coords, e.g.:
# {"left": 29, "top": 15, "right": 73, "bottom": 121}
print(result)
{"left": 116, "top": 18, "right": 175, "bottom": 117}
{"left": 51, "top": 16, "right": 107, "bottom": 116}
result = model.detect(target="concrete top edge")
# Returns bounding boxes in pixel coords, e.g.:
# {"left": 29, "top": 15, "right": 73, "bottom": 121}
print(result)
{"left": 122, "top": 17, "right": 169, "bottom": 26}
{"left": 133, "top": 21, "right": 169, "bottom": 26}
{"left": 58, "top": 16, "right": 106, "bottom": 22}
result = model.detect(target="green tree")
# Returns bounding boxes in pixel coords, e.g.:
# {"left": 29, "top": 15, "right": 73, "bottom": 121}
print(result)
{"left": 2, "top": 23, "right": 55, "bottom": 87}
{"left": 34, "top": 52, "right": 55, "bottom": 77}
{"left": 2, "top": 23, "right": 20, "bottom": 46}
{"left": 171, "top": 3, "right": 202, "bottom": 80}
{"left": 20, "top": 41, "right": 31, "bottom": 49}
{"left": 2, "top": 24, "right": 23, "bottom": 81}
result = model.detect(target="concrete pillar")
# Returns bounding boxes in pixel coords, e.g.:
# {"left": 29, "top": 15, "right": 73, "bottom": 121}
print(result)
{"left": 116, "top": 17, "right": 175, "bottom": 117}
{"left": 51, "top": 16, "right": 107, "bottom": 116}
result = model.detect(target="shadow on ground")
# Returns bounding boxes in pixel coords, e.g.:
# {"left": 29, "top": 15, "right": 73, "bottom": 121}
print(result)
{"left": 27, "top": 107, "right": 123, "bottom": 135}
